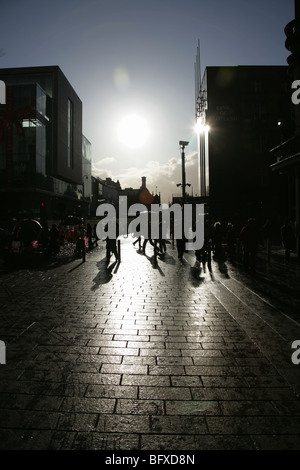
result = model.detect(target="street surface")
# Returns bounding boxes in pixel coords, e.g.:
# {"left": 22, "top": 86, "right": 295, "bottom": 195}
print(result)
{"left": 0, "top": 237, "right": 300, "bottom": 450}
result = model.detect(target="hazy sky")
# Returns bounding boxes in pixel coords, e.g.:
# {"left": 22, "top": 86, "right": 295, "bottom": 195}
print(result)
{"left": 0, "top": 0, "right": 295, "bottom": 202}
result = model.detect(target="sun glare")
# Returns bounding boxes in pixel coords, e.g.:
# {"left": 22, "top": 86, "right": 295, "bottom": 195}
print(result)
{"left": 117, "top": 114, "right": 149, "bottom": 149}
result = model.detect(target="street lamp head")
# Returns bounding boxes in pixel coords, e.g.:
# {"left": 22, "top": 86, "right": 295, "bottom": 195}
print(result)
{"left": 179, "top": 140, "right": 189, "bottom": 147}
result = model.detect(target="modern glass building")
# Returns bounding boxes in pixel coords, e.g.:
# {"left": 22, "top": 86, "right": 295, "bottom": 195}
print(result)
{"left": 0, "top": 66, "right": 90, "bottom": 221}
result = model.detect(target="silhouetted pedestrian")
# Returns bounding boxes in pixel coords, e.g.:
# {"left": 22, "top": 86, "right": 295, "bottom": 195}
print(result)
{"left": 86, "top": 223, "right": 93, "bottom": 250}
{"left": 195, "top": 239, "right": 211, "bottom": 272}
{"left": 74, "top": 224, "right": 86, "bottom": 261}
{"left": 226, "top": 222, "right": 236, "bottom": 259}
{"left": 50, "top": 224, "right": 60, "bottom": 253}
{"left": 132, "top": 212, "right": 142, "bottom": 250}
{"left": 176, "top": 239, "right": 184, "bottom": 260}
{"left": 212, "top": 221, "right": 223, "bottom": 260}
{"left": 142, "top": 239, "right": 158, "bottom": 259}
{"left": 281, "top": 220, "right": 295, "bottom": 261}
{"left": 106, "top": 237, "right": 118, "bottom": 265}
{"left": 263, "top": 218, "right": 272, "bottom": 261}
{"left": 40, "top": 222, "right": 50, "bottom": 256}
{"left": 133, "top": 236, "right": 142, "bottom": 250}
{"left": 141, "top": 238, "right": 148, "bottom": 254}
{"left": 105, "top": 221, "right": 119, "bottom": 265}
{"left": 159, "top": 239, "right": 167, "bottom": 254}
{"left": 195, "top": 218, "right": 212, "bottom": 271}
{"left": 159, "top": 220, "right": 167, "bottom": 254}
{"left": 93, "top": 223, "right": 99, "bottom": 247}
{"left": 240, "top": 218, "right": 261, "bottom": 272}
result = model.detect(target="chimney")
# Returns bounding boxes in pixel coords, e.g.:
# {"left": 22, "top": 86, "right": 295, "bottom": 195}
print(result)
{"left": 141, "top": 176, "right": 147, "bottom": 189}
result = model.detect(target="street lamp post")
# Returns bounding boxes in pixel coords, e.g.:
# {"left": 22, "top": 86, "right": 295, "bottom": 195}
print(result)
{"left": 176, "top": 141, "right": 190, "bottom": 255}
{"left": 195, "top": 120, "right": 210, "bottom": 198}
{"left": 179, "top": 140, "right": 189, "bottom": 204}
{"left": 82, "top": 175, "right": 89, "bottom": 218}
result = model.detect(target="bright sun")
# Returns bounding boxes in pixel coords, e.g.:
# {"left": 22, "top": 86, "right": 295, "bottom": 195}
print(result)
{"left": 117, "top": 114, "right": 149, "bottom": 149}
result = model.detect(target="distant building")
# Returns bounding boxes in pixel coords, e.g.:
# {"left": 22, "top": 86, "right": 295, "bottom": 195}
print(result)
{"left": 102, "top": 178, "right": 121, "bottom": 204}
{"left": 91, "top": 176, "right": 104, "bottom": 214}
{"left": 81, "top": 135, "right": 92, "bottom": 218}
{"left": 0, "top": 65, "right": 91, "bottom": 221}
{"left": 90, "top": 176, "right": 121, "bottom": 216}
{"left": 195, "top": 63, "right": 295, "bottom": 228}
{"left": 270, "top": 0, "right": 300, "bottom": 258}
{"left": 120, "top": 176, "right": 160, "bottom": 209}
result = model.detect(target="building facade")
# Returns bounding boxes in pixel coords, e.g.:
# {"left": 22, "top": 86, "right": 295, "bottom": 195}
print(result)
{"left": 270, "top": 0, "right": 300, "bottom": 258}
{"left": 0, "top": 66, "right": 90, "bottom": 222}
{"left": 120, "top": 176, "right": 160, "bottom": 209}
{"left": 195, "top": 64, "right": 295, "bottom": 231}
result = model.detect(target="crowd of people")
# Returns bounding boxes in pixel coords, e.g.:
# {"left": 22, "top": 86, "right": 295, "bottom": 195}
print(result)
{"left": 75, "top": 216, "right": 298, "bottom": 271}
{"left": 130, "top": 216, "right": 297, "bottom": 274}
{"left": 38, "top": 221, "right": 99, "bottom": 260}
{"left": 191, "top": 217, "right": 297, "bottom": 273}
{"left": 21, "top": 214, "right": 296, "bottom": 272}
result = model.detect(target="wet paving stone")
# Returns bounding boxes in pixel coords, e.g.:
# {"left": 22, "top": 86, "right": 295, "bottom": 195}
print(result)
{"left": 1, "top": 239, "right": 300, "bottom": 450}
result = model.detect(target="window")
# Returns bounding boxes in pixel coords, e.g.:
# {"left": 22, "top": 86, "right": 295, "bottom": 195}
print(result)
{"left": 0, "top": 80, "right": 5, "bottom": 104}
{"left": 36, "top": 85, "right": 47, "bottom": 119}
{"left": 68, "top": 98, "right": 73, "bottom": 168}
{"left": 36, "top": 124, "right": 46, "bottom": 176}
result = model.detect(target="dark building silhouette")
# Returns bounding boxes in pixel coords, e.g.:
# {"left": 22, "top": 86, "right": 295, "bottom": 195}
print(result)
{"left": 270, "top": 0, "right": 300, "bottom": 258}
{"left": 0, "top": 66, "right": 91, "bottom": 221}
{"left": 195, "top": 65, "right": 295, "bottom": 227}
{"left": 120, "top": 176, "right": 160, "bottom": 208}
{"left": 91, "top": 176, "right": 121, "bottom": 215}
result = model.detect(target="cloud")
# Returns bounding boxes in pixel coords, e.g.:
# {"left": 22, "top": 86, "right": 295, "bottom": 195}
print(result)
{"left": 92, "top": 150, "right": 199, "bottom": 203}
{"left": 94, "top": 157, "right": 116, "bottom": 166}
{"left": 91, "top": 158, "right": 117, "bottom": 180}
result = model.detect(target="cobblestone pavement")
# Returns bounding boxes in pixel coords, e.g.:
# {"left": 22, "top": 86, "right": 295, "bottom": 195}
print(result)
{"left": 0, "top": 238, "right": 300, "bottom": 451}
